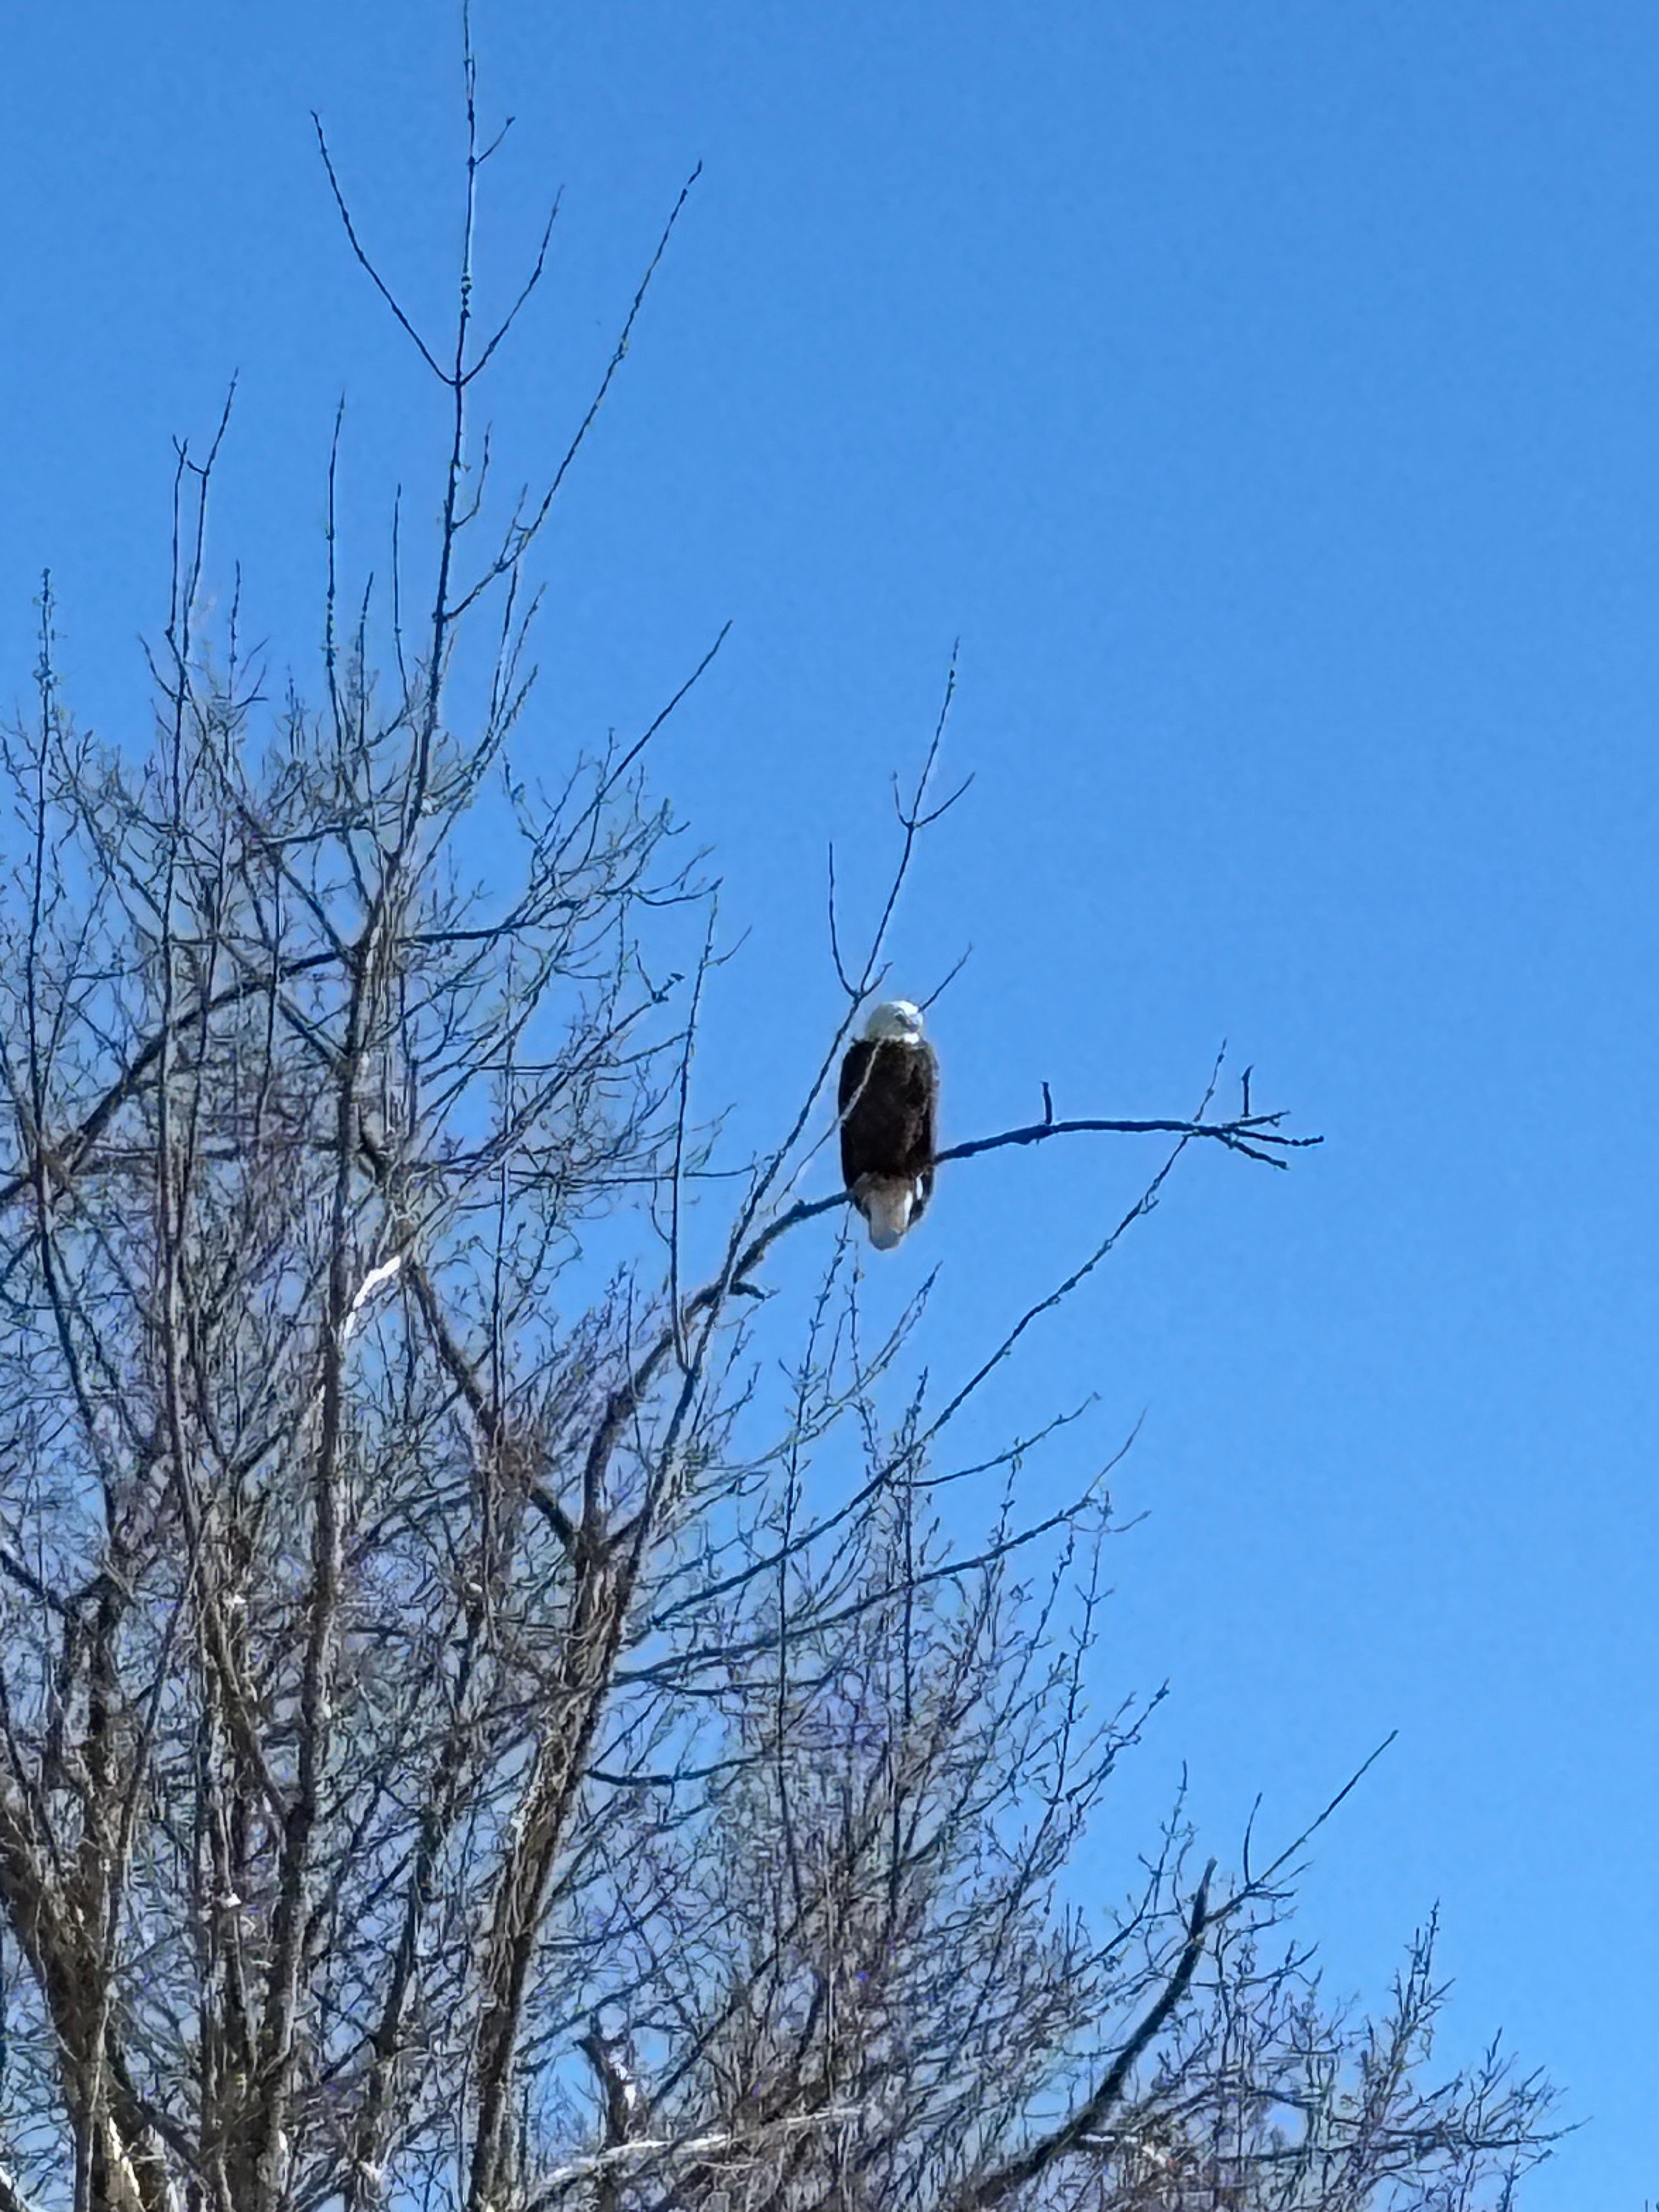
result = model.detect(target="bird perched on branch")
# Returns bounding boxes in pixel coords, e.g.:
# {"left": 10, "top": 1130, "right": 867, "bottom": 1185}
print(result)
{"left": 577, "top": 2020, "right": 650, "bottom": 2145}
{"left": 838, "top": 999, "right": 938, "bottom": 1249}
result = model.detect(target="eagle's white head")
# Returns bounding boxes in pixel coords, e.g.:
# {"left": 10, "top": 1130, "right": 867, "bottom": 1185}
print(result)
{"left": 863, "top": 998, "right": 925, "bottom": 1044}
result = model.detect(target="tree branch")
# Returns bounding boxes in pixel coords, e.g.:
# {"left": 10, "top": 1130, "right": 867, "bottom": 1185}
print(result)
{"left": 949, "top": 1860, "right": 1216, "bottom": 2211}
{"left": 938, "top": 1109, "right": 1321, "bottom": 1173}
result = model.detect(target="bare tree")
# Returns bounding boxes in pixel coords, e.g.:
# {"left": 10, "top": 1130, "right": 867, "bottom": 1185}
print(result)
{"left": 0, "top": 33, "right": 1556, "bottom": 2212}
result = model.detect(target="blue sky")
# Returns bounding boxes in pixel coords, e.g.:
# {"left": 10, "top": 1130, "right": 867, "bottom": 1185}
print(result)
{"left": 2, "top": 3, "right": 1656, "bottom": 2200}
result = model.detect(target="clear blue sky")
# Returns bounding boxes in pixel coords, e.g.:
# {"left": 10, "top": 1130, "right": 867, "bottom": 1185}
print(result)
{"left": 2, "top": 4, "right": 1655, "bottom": 2200}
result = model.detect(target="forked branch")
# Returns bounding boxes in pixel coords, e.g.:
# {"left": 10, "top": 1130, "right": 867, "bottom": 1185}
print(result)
{"left": 949, "top": 1860, "right": 1217, "bottom": 2212}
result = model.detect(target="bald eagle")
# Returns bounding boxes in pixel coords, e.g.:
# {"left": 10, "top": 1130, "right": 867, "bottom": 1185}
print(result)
{"left": 577, "top": 2021, "right": 649, "bottom": 2145}
{"left": 839, "top": 1000, "right": 938, "bottom": 1249}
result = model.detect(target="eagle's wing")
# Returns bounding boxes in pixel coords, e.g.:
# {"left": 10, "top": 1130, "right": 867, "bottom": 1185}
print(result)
{"left": 838, "top": 1040, "right": 878, "bottom": 1189}
{"left": 905, "top": 1042, "right": 939, "bottom": 1216}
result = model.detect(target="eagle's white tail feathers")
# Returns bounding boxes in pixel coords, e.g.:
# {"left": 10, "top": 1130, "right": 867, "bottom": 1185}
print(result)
{"left": 857, "top": 1175, "right": 916, "bottom": 1251}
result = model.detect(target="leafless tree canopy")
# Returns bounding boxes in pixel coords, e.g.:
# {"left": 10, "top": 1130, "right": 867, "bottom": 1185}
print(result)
{"left": 0, "top": 42, "right": 1555, "bottom": 2212}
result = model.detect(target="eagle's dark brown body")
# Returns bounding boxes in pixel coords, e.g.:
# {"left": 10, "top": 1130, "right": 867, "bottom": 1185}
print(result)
{"left": 838, "top": 1020, "right": 938, "bottom": 1249}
